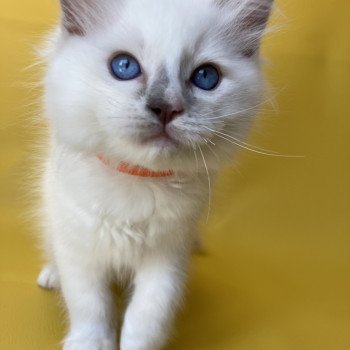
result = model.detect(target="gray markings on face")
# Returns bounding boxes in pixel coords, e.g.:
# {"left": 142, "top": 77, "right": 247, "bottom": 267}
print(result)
{"left": 179, "top": 51, "right": 196, "bottom": 107}
{"left": 145, "top": 61, "right": 199, "bottom": 114}
{"left": 146, "top": 66, "right": 170, "bottom": 110}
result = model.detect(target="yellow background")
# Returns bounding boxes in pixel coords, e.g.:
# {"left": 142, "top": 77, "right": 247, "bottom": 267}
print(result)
{"left": 1, "top": 0, "right": 349, "bottom": 349}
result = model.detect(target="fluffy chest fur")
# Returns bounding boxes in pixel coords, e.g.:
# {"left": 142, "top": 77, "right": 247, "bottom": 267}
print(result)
{"left": 43, "top": 145, "right": 207, "bottom": 270}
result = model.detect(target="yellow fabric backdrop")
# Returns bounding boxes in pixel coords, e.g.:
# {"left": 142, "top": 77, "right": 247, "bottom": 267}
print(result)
{"left": 1, "top": 1, "right": 349, "bottom": 349}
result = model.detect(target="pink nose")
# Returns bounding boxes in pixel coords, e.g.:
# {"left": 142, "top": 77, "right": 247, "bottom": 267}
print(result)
{"left": 148, "top": 103, "right": 184, "bottom": 125}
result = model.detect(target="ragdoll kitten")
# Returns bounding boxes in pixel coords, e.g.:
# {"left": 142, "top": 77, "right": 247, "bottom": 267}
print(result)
{"left": 37, "top": 0, "right": 273, "bottom": 349}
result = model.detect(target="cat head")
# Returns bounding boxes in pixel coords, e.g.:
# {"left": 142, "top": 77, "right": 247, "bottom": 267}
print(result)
{"left": 44, "top": 0, "right": 273, "bottom": 172}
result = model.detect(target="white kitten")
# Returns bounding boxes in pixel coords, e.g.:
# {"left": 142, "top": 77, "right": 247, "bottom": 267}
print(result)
{"left": 37, "top": 0, "right": 273, "bottom": 349}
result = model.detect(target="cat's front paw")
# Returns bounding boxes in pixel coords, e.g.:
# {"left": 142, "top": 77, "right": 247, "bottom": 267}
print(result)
{"left": 37, "top": 264, "right": 60, "bottom": 289}
{"left": 120, "top": 331, "right": 164, "bottom": 350}
{"left": 63, "top": 337, "right": 116, "bottom": 350}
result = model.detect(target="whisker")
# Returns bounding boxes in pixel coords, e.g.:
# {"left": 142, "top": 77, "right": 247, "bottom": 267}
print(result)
{"left": 199, "top": 86, "right": 287, "bottom": 120}
{"left": 198, "top": 145, "right": 212, "bottom": 223}
{"left": 204, "top": 106, "right": 260, "bottom": 121}
{"left": 205, "top": 127, "right": 303, "bottom": 158}
{"left": 189, "top": 140, "right": 199, "bottom": 174}
{"left": 204, "top": 126, "right": 280, "bottom": 155}
{"left": 202, "top": 138, "right": 221, "bottom": 162}
{"left": 206, "top": 138, "right": 216, "bottom": 146}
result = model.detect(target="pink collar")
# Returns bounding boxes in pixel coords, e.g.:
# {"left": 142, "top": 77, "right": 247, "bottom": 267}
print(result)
{"left": 98, "top": 155, "right": 175, "bottom": 178}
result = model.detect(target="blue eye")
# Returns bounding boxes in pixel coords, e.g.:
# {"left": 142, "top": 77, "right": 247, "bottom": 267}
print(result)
{"left": 110, "top": 54, "right": 141, "bottom": 80}
{"left": 191, "top": 65, "right": 220, "bottom": 91}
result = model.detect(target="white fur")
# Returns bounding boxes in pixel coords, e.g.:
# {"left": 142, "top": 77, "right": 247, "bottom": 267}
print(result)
{"left": 38, "top": 0, "right": 272, "bottom": 349}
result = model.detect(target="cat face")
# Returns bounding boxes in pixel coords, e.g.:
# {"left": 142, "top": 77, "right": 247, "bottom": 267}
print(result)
{"left": 45, "top": 0, "right": 272, "bottom": 171}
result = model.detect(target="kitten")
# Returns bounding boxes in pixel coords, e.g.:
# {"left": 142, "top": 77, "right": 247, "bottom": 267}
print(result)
{"left": 37, "top": 0, "right": 273, "bottom": 349}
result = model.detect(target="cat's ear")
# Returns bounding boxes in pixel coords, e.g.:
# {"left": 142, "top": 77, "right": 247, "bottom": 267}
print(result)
{"left": 60, "top": 0, "right": 104, "bottom": 35}
{"left": 217, "top": 0, "right": 274, "bottom": 57}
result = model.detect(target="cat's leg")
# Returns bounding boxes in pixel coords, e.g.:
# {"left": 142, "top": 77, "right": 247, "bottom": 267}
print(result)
{"left": 37, "top": 263, "right": 60, "bottom": 289}
{"left": 120, "top": 251, "right": 188, "bottom": 350}
{"left": 55, "top": 247, "right": 116, "bottom": 350}
{"left": 37, "top": 224, "right": 61, "bottom": 289}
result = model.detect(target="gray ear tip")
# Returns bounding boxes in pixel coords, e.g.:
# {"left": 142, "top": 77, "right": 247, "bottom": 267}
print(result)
{"left": 59, "top": 0, "right": 87, "bottom": 36}
{"left": 217, "top": 0, "right": 274, "bottom": 5}
{"left": 217, "top": 0, "right": 274, "bottom": 56}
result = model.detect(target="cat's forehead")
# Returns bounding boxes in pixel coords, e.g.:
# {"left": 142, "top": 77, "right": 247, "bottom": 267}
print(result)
{"left": 107, "top": 0, "right": 218, "bottom": 54}
{"left": 122, "top": 0, "right": 215, "bottom": 27}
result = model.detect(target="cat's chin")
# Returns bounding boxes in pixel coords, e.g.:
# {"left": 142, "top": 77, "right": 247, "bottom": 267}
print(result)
{"left": 140, "top": 132, "right": 180, "bottom": 152}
